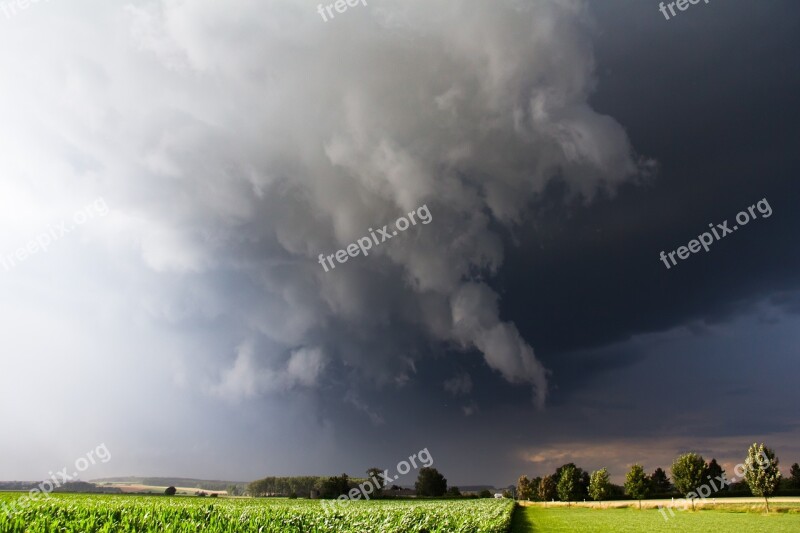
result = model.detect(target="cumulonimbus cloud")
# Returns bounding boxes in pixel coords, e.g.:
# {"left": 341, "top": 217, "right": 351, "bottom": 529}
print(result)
{"left": 0, "top": 0, "right": 652, "bottom": 412}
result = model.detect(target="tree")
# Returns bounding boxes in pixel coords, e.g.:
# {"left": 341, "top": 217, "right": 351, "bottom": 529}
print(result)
{"left": 624, "top": 464, "right": 650, "bottom": 510}
{"left": 164, "top": 486, "right": 176, "bottom": 496}
{"left": 649, "top": 468, "right": 671, "bottom": 495}
{"left": 578, "top": 470, "right": 590, "bottom": 500}
{"left": 553, "top": 463, "right": 589, "bottom": 500}
{"left": 530, "top": 477, "right": 542, "bottom": 501}
{"left": 790, "top": 463, "right": 800, "bottom": 489}
{"left": 319, "top": 474, "right": 350, "bottom": 499}
{"left": 447, "top": 486, "right": 461, "bottom": 497}
{"left": 226, "top": 484, "right": 240, "bottom": 497}
{"left": 671, "top": 453, "right": 707, "bottom": 510}
{"left": 366, "top": 468, "right": 386, "bottom": 498}
{"left": 588, "top": 468, "right": 610, "bottom": 502}
{"left": 517, "top": 475, "right": 533, "bottom": 501}
{"left": 478, "top": 489, "right": 492, "bottom": 498}
{"left": 705, "top": 459, "right": 724, "bottom": 496}
{"left": 538, "top": 475, "right": 557, "bottom": 501}
{"left": 557, "top": 465, "right": 579, "bottom": 505}
{"left": 744, "top": 443, "right": 781, "bottom": 513}
{"left": 415, "top": 467, "right": 447, "bottom": 497}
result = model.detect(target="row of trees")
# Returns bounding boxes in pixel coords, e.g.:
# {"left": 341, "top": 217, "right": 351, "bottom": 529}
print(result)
{"left": 247, "top": 467, "right": 452, "bottom": 498}
{"left": 517, "top": 443, "right": 798, "bottom": 511}
{"left": 248, "top": 476, "right": 332, "bottom": 497}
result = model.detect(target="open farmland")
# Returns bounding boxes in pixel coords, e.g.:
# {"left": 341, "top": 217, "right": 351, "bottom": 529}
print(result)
{"left": 512, "top": 503, "right": 800, "bottom": 533}
{"left": 0, "top": 493, "right": 513, "bottom": 533}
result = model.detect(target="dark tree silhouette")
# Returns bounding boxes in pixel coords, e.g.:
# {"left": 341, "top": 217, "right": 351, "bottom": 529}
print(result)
{"left": 649, "top": 467, "right": 671, "bottom": 495}
{"left": 415, "top": 467, "right": 447, "bottom": 497}
{"left": 790, "top": 463, "right": 800, "bottom": 489}
{"left": 705, "top": 459, "right": 724, "bottom": 495}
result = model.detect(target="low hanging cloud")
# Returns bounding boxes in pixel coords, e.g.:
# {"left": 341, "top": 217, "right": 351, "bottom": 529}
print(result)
{"left": 0, "top": 0, "right": 651, "bottom": 416}
{"left": 213, "top": 343, "right": 326, "bottom": 401}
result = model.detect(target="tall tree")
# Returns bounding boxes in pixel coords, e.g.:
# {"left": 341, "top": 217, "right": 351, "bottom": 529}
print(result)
{"left": 588, "top": 468, "right": 610, "bottom": 502}
{"left": 556, "top": 465, "right": 580, "bottom": 505}
{"left": 705, "top": 459, "right": 724, "bottom": 496}
{"left": 578, "top": 469, "right": 590, "bottom": 500}
{"left": 415, "top": 467, "right": 447, "bottom": 497}
{"left": 538, "top": 475, "right": 557, "bottom": 501}
{"left": 516, "top": 475, "right": 533, "bottom": 501}
{"left": 671, "top": 453, "right": 707, "bottom": 510}
{"left": 744, "top": 443, "right": 781, "bottom": 513}
{"left": 624, "top": 464, "right": 650, "bottom": 510}
{"left": 649, "top": 468, "right": 671, "bottom": 495}
{"left": 789, "top": 463, "right": 800, "bottom": 489}
{"left": 530, "top": 477, "right": 542, "bottom": 501}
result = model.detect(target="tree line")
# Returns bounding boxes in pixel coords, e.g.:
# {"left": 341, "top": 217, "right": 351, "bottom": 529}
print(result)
{"left": 247, "top": 467, "right": 455, "bottom": 498}
{"left": 517, "top": 443, "right": 800, "bottom": 510}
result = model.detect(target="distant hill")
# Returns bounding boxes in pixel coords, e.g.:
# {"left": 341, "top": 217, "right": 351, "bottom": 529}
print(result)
{"left": 458, "top": 485, "right": 499, "bottom": 492}
{"left": 0, "top": 480, "right": 121, "bottom": 494}
{"left": 91, "top": 477, "right": 248, "bottom": 492}
{"left": 0, "top": 481, "right": 42, "bottom": 491}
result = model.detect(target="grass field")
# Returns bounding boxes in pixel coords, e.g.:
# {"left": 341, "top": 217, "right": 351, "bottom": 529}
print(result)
{"left": 0, "top": 493, "right": 513, "bottom": 532}
{"left": 512, "top": 504, "right": 800, "bottom": 532}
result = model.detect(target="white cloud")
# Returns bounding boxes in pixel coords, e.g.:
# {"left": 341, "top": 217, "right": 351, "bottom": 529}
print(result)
{"left": 286, "top": 347, "right": 326, "bottom": 388}
{"left": 212, "top": 343, "right": 326, "bottom": 401}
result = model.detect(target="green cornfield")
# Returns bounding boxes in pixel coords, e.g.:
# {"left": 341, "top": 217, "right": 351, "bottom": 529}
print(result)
{"left": 0, "top": 493, "right": 514, "bottom": 533}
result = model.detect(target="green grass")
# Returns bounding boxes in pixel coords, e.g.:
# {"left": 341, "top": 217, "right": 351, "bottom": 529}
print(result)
{"left": 513, "top": 505, "right": 800, "bottom": 532}
{"left": 0, "top": 492, "right": 513, "bottom": 532}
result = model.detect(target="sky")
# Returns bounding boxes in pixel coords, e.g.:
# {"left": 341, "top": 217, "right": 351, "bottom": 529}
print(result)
{"left": 0, "top": 0, "right": 798, "bottom": 488}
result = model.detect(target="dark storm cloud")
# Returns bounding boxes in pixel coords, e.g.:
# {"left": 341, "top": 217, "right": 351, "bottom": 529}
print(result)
{"left": 448, "top": 0, "right": 800, "bottom": 484}
{"left": 496, "top": 0, "right": 800, "bottom": 364}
